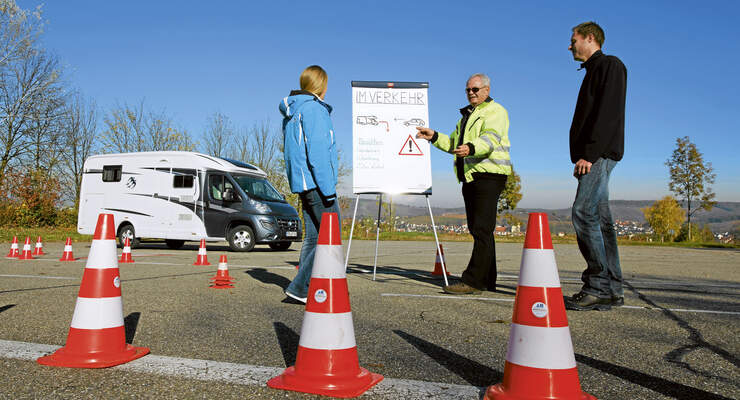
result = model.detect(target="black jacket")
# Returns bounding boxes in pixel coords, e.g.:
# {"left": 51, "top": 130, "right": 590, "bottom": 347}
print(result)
{"left": 569, "top": 50, "right": 627, "bottom": 163}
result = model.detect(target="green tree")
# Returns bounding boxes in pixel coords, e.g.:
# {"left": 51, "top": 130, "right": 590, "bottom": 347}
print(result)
{"left": 674, "top": 222, "right": 714, "bottom": 243}
{"left": 665, "top": 136, "right": 716, "bottom": 241}
{"left": 497, "top": 169, "right": 522, "bottom": 228}
{"left": 641, "top": 196, "right": 683, "bottom": 242}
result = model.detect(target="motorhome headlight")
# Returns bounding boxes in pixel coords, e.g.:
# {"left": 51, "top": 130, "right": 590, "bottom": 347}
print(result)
{"left": 249, "top": 198, "right": 272, "bottom": 214}
{"left": 260, "top": 218, "right": 276, "bottom": 230}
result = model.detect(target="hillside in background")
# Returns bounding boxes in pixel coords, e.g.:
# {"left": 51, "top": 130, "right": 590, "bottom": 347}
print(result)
{"left": 340, "top": 199, "right": 740, "bottom": 234}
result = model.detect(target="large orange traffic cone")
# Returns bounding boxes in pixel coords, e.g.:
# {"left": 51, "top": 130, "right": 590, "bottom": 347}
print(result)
{"left": 5, "top": 236, "right": 19, "bottom": 258}
{"left": 210, "top": 255, "right": 234, "bottom": 289}
{"left": 33, "top": 236, "right": 45, "bottom": 256}
{"left": 18, "top": 237, "right": 34, "bottom": 260}
{"left": 431, "top": 244, "right": 450, "bottom": 276}
{"left": 119, "top": 237, "right": 134, "bottom": 263}
{"left": 484, "top": 213, "right": 596, "bottom": 400}
{"left": 37, "top": 214, "right": 149, "bottom": 368}
{"left": 193, "top": 239, "right": 210, "bottom": 266}
{"left": 59, "top": 237, "right": 75, "bottom": 261}
{"left": 268, "top": 212, "right": 383, "bottom": 398}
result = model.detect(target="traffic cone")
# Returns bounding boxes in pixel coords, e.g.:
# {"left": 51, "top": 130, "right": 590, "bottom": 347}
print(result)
{"left": 33, "top": 236, "right": 45, "bottom": 256}
{"left": 37, "top": 213, "right": 149, "bottom": 368}
{"left": 193, "top": 239, "right": 210, "bottom": 266}
{"left": 59, "top": 237, "right": 75, "bottom": 262}
{"left": 484, "top": 213, "right": 596, "bottom": 400}
{"left": 209, "top": 255, "right": 235, "bottom": 289}
{"left": 431, "top": 244, "right": 450, "bottom": 276}
{"left": 119, "top": 237, "right": 134, "bottom": 263}
{"left": 18, "top": 237, "right": 34, "bottom": 260}
{"left": 5, "top": 236, "right": 19, "bottom": 258}
{"left": 268, "top": 212, "right": 383, "bottom": 397}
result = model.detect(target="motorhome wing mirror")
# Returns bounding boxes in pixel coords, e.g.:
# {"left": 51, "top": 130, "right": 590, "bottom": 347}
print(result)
{"left": 223, "top": 188, "right": 237, "bottom": 202}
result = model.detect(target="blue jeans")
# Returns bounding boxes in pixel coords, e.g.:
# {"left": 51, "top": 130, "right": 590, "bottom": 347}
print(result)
{"left": 285, "top": 189, "right": 340, "bottom": 299}
{"left": 572, "top": 158, "right": 623, "bottom": 299}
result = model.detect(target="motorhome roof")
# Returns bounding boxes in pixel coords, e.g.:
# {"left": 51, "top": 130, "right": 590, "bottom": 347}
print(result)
{"left": 85, "top": 151, "right": 267, "bottom": 176}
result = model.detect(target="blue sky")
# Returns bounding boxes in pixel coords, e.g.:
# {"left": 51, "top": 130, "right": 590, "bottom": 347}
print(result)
{"left": 24, "top": 1, "right": 740, "bottom": 208}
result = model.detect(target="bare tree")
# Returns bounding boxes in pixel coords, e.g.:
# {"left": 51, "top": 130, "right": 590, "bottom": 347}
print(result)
{"left": 59, "top": 92, "right": 98, "bottom": 207}
{"left": 1, "top": 0, "right": 43, "bottom": 69}
{"left": 202, "top": 112, "right": 233, "bottom": 158}
{"left": 101, "top": 99, "right": 194, "bottom": 153}
{"left": 0, "top": 47, "right": 64, "bottom": 186}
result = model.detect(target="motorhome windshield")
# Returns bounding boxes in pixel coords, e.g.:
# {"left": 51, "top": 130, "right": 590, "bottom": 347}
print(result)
{"left": 232, "top": 174, "right": 285, "bottom": 202}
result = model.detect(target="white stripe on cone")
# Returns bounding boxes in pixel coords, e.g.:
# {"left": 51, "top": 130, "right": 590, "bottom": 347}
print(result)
{"left": 22, "top": 243, "right": 31, "bottom": 251}
{"left": 63, "top": 245, "right": 72, "bottom": 252}
{"left": 517, "top": 249, "right": 562, "bottom": 288}
{"left": 505, "top": 323, "right": 576, "bottom": 370}
{"left": 218, "top": 262, "right": 228, "bottom": 271}
{"left": 311, "top": 246, "right": 346, "bottom": 278}
{"left": 85, "top": 240, "right": 118, "bottom": 270}
{"left": 298, "top": 311, "right": 356, "bottom": 350}
{"left": 70, "top": 297, "right": 124, "bottom": 330}
{"left": 198, "top": 247, "right": 207, "bottom": 255}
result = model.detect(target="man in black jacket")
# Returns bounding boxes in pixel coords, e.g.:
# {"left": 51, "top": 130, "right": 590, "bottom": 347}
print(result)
{"left": 565, "top": 21, "right": 627, "bottom": 311}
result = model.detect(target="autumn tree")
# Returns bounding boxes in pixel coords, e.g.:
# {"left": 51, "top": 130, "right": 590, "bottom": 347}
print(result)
{"left": 665, "top": 136, "right": 716, "bottom": 241}
{"left": 642, "top": 196, "right": 683, "bottom": 242}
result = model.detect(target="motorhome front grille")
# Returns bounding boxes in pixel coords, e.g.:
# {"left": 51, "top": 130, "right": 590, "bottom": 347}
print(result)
{"left": 277, "top": 218, "right": 299, "bottom": 231}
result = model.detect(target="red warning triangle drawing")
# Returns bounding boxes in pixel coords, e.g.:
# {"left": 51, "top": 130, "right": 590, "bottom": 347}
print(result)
{"left": 398, "top": 135, "right": 424, "bottom": 156}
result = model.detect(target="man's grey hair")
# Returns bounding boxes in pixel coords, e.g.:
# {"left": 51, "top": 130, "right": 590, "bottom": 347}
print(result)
{"left": 468, "top": 73, "right": 491, "bottom": 88}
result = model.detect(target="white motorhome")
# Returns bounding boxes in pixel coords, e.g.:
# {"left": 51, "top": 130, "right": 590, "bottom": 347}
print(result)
{"left": 77, "top": 151, "right": 302, "bottom": 252}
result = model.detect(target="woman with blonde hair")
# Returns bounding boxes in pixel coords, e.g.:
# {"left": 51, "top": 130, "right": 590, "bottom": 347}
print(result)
{"left": 279, "top": 65, "right": 339, "bottom": 304}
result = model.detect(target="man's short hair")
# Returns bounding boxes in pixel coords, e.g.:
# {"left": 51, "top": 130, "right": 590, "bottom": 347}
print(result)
{"left": 573, "top": 21, "right": 604, "bottom": 47}
{"left": 468, "top": 73, "right": 491, "bottom": 88}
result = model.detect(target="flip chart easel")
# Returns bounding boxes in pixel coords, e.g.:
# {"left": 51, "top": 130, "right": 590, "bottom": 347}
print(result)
{"left": 346, "top": 81, "right": 448, "bottom": 285}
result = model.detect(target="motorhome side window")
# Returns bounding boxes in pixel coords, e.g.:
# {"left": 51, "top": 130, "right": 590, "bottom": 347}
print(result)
{"left": 102, "top": 165, "right": 122, "bottom": 182}
{"left": 173, "top": 175, "right": 194, "bottom": 188}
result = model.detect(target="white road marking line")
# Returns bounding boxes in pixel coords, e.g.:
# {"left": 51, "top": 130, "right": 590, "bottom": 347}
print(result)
{"left": 382, "top": 293, "right": 740, "bottom": 316}
{"left": 382, "top": 293, "right": 514, "bottom": 302}
{"left": 0, "top": 339, "right": 480, "bottom": 399}
{"left": 0, "top": 274, "right": 77, "bottom": 280}
{"left": 620, "top": 305, "right": 740, "bottom": 316}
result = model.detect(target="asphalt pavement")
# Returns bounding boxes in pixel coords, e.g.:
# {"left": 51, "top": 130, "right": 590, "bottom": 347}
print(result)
{"left": 1, "top": 239, "right": 738, "bottom": 399}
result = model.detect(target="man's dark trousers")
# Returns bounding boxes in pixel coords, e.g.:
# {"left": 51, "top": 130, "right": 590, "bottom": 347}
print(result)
{"left": 461, "top": 173, "right": 507, "bottom": 291}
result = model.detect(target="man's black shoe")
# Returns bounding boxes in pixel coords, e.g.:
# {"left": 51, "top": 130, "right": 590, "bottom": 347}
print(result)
{"left": 564, "top": 291, "right": 612, "bottom": 311}
{"left": 611, "top": 296, "right": 624, "bottom": 307}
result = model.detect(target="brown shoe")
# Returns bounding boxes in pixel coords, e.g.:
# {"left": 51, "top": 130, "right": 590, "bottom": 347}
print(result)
{"left": 443, "top": 282, "right": 481, "bottom": 295}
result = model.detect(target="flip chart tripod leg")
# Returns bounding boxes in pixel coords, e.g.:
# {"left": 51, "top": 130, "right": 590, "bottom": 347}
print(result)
{"left": 344, "top": 195, "right": 360, "bottom": 271}
{"left": 373, "top": 194, "right": 382, "bottom": 281}
{"left": 427, "top": 195, "right": 449, "bottom": 287}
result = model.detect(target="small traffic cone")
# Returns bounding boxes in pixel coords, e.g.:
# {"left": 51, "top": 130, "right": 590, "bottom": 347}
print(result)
{"left": 484, "top": 213, "right": 596, "bottom": 400}
{"left": 37, "top": 213, "right": 149, "bottom": 368}
{"left": 5, "top": 236, "right": 19, "bottom": 258}
{"left": 431, "top": 244, "right": 450, "bottom": 276}
{"left": 193, "top": 239, "right": 210, "bottom": 266}
{"left": 33, "top": 236, "right": 45, "bottom": 256}
{"left": 119, "top": 237, "right": 134, "bottom": 263}
{"left": 18, "top": 237, "right": 34, "bottom": 260}
{"left": 209, "top": 255, "right": 234, "bottom": 289}
{"left": 268, "top": 212, "right": 383, "bottom": 398}
{"left": 59, "top": 237, "right": 75, "bottom": 261}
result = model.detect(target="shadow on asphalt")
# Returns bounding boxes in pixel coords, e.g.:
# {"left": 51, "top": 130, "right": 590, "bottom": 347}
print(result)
{"left": 0, "top": 304, "right": 16, "bottom": 313}
{"left": 124, "top": 312, "right": 141, "bottom": 344}
{"left": 575, "top": 353, "right": 733, "bottom": 400}
{"left": 394, "top": 329, "right": 501, "bottom": 391}
{"left": 245, "top": 268, "right": 291, "bottom": 289}
{"left": 273, "top": 322, "right": 299, "bottom": 367}
{"left": 625, "top": 281, "right": 740, "bottom": 387}
{"left": 349, "top": 263, "right": 454, "bottom": 285}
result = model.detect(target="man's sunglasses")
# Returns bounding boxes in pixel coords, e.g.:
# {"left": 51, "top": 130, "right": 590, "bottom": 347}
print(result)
{"left": 465, "top": 87, "right": 485, "bottom": 93}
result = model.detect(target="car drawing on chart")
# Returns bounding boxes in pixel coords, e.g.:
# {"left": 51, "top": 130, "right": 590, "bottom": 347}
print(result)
{"left": 403, "top": 118, "right": 425, "bottom": 127}
{"left": 356, "top": 115, "right": 379, "bottom": 125}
